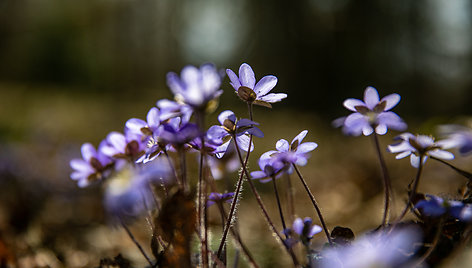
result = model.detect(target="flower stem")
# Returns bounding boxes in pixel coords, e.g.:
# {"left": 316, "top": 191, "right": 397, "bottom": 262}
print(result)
{"left": 119, "top": 218, "right": 154, "bottom": 267}
{"left": 430, "top": 156, "right": 472, "bottom": 180}
{"left": 216, "top": 202, "right": 259, "bottom": 268}
{"left": 372, "top": 132, "right": 392, "bottom": 226}
{"left": 285, "top": 173, "right": 295, "bottom": 223}
{"left": 233, "top": 140, "right": 299, "bottom": 266}
{"left": 271, "top": 175, "right": 288, "bottom": 234}
{"left": 196, "top": 111, "right": 209, "bottom": 268}
{"left": 396, "top": 156, "right": 424, "bottom": 222}
{"left": 215, "top": 135, "right": 252, "bottom": 262}
{"left": 179, "top": 150, "right": 188, "bottom": 192}
{"left": 292, "top": 164, "right": 332, "bottom": 245}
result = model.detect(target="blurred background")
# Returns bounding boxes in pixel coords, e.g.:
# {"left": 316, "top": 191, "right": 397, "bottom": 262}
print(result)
{"left": 1, "top": 0, "right": 472, "bottom": 267}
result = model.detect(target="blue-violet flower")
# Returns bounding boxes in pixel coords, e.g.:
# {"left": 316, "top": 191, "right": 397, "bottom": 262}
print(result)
{"left": 387, "top": 133, "right": 455, "bottom": 168}
{"left": 226, "top": 63, "right": 287, "bottom": 107}
{"left": 336, "top": 86, "right": 407, "bottom": 136}
{"left": 207, "top": 110, "right": 264, "bottom": 158}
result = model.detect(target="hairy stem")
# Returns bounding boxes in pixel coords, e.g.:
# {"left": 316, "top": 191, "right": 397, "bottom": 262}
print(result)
{"left": 372, "top": 133, "right": 392, "bottom": 226}
{"left": 234, "top": 140, "right": 299, "bottom": 266}
{"left": 216, "top": 134, "right": 253, "bottom": 261}
{"left": 271, "top": 175, "right": 288, "bottom": 233}
{"left": 292, "top": 164, "right": 332, "bottom": 245}
{"left": 431, "top": 156, "right": 472, "bottom": 180}
{"left": 120, "top": 218, "right": 154, "bottom": 267}
{"left": 396, "top": 156, "right": 424, "bottom": 222}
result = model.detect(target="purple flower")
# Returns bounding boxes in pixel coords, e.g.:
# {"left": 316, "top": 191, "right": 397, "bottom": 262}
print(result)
{"left": 125, "top": 107, "right": 161, "bottom": 137}
{"left": 207, "top": 110, "right": 264, "bottom": 158}
{"left": 167, "top": 64, "right": 223, "bottom": 110}
{"left": 157, "top": 99, "right": 193, "bottom": 123}
{"left": 104, "top": 159, "right": 171, "bottom": 220}
{"left": 415, "top": 194, "right": 464, "bottom": 218}
{"left": 319, "top": 227, "right": 421, "bottom": 268}
{"left": 101, "top": 130, "right": 145, "bottom": 161}
{"left": 264, "top": 130, "right": 318, "bottom": 167}
{"left": 250, "top": 153, "right": 290, "bottom": 183}
{"left": 70, "top": 141, "right": 113, "bottom": 187}
{"left": 226, "top": 63, "right": 287, "bottom": 107}
{"left": 387, "top": 133, "right": 455, "bottom": 168}
{"left": 439, "top": 124, "right": 472, "bottom": 156}
{"left": 206, "top": 192, "right": 235, "bottom": 207}
{"left": 159, "top": 121, "right": 201, "bottom": 147}
{"left": 335, "top": 86, "right": 407, "bottom": 136}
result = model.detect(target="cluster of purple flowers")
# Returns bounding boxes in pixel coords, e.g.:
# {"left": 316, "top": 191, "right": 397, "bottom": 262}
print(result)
{"left": 70, "top": 61, "right": 472, "bottom": 268}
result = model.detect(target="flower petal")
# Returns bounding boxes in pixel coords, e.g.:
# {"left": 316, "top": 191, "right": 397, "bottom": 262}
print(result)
{"left": 428, "top": 149, "right": 454, "bottom": 160}
{"left": 381, "top": 93, "right": 400, "bottom": 111}
{"left": 375, "top": 124, "right": 387, "bottom": 135}
{"left": 276, "top": 139, "right": 290, "bottom": 152}
{"left": 207, "top": 125, "right": 228, "bottom": 141}
{"left": 308, "top": 225, "right": 322, "bottom": 237}
{"left": 395, "top": 151, "right": 412, "bottom": 159}
{"left": 218, "top": 110, "right": 236, "bottom": 125}
{"left": 215, "top": 141, "right": 231, "bottom": 158}
{"left": 377, "top": 112, "right": 407, "bottom": 131}
{"left": 126, "top": 118, "right": 147, "bottom": 133}
{"left": 81, "top": 143, "right": 96, "bottom": 162}
{"left": 236, "top": 134, "right": 254, "bottom": 152}
{"left": 254, "top": 75, "right": 277, "bottom": 96}
{"left": 251, "top": 170, "right": 268, "bottom": 179}
{"left": 258, "top": 93, "right": 287, "bottom": 103}
{"left": 297, "top": 142, "right": 318, "bottom": 153}
{"left": 364, "top": 86, "right": 380, "bottom": 110}
{"left": 166, "top": 72, "right": 183, "bottom": 95}
{"left": 292, "top": 218, "right": 304, "bottom": 235}
{"left": 247, "top": 126, "right": 264, "bottom": 138}
{"left": 343, "top": 98, "right": 365, "bottom": 112}
{"left": 292, "top": 130, "right": 308, "bottom": 145}
{"left": 147, "top": 107, "right": 160, "bottom": 128}
{"left": 239, "top": 63, "right": 256, "bottom": 88}
{"left": 362, "top": 125, "right": 374, "bottom": 136}
{"left": 237, "top": 119, "right": 259, "bottom": 127}
{"left": 70, "top": 159, "right": 93, "bottom": 173}
{"left": 226, "top": 69, "right": 241, "bottom": 91}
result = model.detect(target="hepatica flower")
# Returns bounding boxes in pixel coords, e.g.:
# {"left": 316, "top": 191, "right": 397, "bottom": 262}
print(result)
{"left": 101, "top": 130, "right": 145, "bottom": 161}
{"left": 265, "top": 130, "right": 318, "bottom": 167}
{"left": 226, "top": 63, "right": 287, "bottom": 107}
{"left": 415, "top": 194, "right": 465, "bottom": 218}
{"left": 439, "top": 124, "right": 472, "bottom": 156}
{"left": 126, "top": 107, "right": 161, "bottom": 137}
{"left": 206, "top": 192, "right": 235, "bottom": 207}
{"left": 319, "top": 227, "right": 421, "bottom": 268}
{"left": 284, "top": 217, "right": 322, "bottom": 247}
{"left": 104, "top": 159, "right": 171, "bottom": 220}
{"left": 250, "top": 153, "right": 289, "bottom": 183}
{"left": 336, "top": 86, "right": 407, "bottom": 136}
{"left": 207, "top": 110, "right": 264, "bottom": 158}
{"left": 167, "top": 64, "right": 223, "bottom": 111}
{"left": 388, "top": 133, "right": 455, "bottom": 168}
{"left": 70, "top": 141, "right": 113, "bottom": 187}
